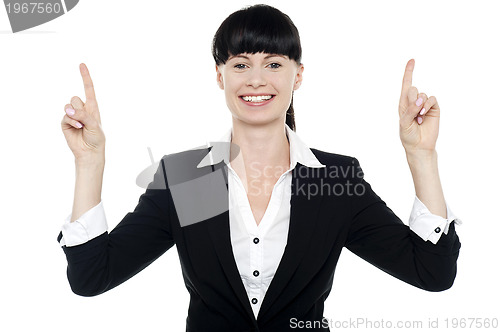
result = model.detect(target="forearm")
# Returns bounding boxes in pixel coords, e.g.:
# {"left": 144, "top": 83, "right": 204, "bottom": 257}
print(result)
{"left": 405, "top": 149, "right": 447, "bottom": 219}
{"left": 71, "top": 158, "right": 105, "bottom": 222}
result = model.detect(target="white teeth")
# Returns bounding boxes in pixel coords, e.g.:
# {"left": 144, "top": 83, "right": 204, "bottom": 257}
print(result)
{"left": 242, "top": 95, "right": 273, "bottom": 102}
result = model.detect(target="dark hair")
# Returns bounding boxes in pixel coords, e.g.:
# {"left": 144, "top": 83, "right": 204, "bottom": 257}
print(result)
{"left": 212, "top": 4, "right": 302, "bottom": 131}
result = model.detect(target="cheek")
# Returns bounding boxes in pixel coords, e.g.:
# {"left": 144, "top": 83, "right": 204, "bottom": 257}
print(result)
{"left": 276, "top": 72, "right": 296, "bottom": 91}
{"left": 278, "top": 79, "right": 295, "bottom": 95}
{"left": 223, "top": 75, "right": 242, "bottom": 92}
{"left": 225, "top": 89, "right": 234, "bottom": 100}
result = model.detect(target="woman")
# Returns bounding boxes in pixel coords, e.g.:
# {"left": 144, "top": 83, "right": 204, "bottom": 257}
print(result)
{"left": 59, "top": 4, "right": 461, "bottom": 331}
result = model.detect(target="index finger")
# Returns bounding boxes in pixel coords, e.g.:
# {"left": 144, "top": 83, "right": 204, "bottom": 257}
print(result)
{"left": 400, "top": 59, "right": 415, "bottom": 101}
{"left": 79, "top": 63, "right": 96, "bottom": 101}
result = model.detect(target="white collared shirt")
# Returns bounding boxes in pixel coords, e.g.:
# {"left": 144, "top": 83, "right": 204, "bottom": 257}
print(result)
{"left": 59, "top": 124, "right": 461, "bottom": 319}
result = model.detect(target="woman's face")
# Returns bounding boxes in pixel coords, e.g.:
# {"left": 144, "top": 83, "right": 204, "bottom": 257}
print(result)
{"left": 216, "top": 52, "right": 303, "bottom": 127}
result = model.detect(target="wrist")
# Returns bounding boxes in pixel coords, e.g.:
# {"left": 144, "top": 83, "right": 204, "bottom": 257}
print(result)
{"left": 405, "top": 148, "right": 437, "bottom": 165}
{"left": 75, "top": 154, "right": 105, "bottom": 169}
{"left": 405, "top": 149, "right": 439, "bottom": 182}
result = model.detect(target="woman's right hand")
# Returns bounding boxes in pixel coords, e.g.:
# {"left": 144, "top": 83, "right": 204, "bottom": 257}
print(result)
{"left": 61, "top": 63, "right": 106, "bottom": 165}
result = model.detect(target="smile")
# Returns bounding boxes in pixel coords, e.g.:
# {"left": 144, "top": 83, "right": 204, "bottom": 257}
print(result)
{"left": 240, "top": 95, "right": 275, "bottom": 103}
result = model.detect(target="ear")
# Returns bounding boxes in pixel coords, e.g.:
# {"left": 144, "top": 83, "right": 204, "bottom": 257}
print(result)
{"left": 293, "top": 63, "right": 304, "bottom": 90}
{"left": 216, "top": 64, "right": 224, "bottom": 90}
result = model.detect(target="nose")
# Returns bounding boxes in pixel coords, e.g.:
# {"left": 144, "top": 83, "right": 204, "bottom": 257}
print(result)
{"left": 246, "top": 68, "right": 267, "bottom": 88}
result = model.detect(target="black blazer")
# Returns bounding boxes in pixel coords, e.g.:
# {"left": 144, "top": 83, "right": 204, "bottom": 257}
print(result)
{"left": 58, "top": 147, "right": 461, "bottom": 332}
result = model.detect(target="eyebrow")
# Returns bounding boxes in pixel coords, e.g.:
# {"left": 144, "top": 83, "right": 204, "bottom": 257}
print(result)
{"left": 228, "top": 54, "right": 287, "bottom": 61}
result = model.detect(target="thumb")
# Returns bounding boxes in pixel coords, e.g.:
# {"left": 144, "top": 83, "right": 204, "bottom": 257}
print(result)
{"left": 408, "top": 86, "right": 418, "bottom": 104}
{"left": 65, "top": 106, "right": 99, "bottom": 130}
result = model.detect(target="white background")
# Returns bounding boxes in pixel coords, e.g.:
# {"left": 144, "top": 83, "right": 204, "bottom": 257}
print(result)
{"left": 1, "top": 0, "right": 499, "bottom": 331}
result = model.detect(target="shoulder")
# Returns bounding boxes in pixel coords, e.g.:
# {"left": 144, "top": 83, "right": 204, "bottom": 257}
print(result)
{"left": 308, "top": 147, "right": 366, "bottom": 184}
{"left": 160, "top": 146, "right": 210, "bottom": 163}
{"left": 309, "top": 147, "right": 359, "bottom": 167}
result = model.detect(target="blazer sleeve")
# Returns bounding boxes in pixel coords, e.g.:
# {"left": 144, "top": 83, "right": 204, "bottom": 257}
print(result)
{"left": 345, "top": 157, "right": 461, "bottom": 291}
{"left": 59, "top": 157, "right": 175, "bottom": 296}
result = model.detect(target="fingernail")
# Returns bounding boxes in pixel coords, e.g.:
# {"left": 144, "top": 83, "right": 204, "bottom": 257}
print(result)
{"left": 419, "top": 108, "right": 425, "bottom": 115}
{"left": 417, "top": 116, "right": 423, "bottom": 124}
{"left": 75, "top": 122, "right": 83, "bottom": 128}
{"left": 66, "top": 108, "right": 75, "bottom": 116}
{"left": 416, "top": 98, "right": 423, "bottom": 107}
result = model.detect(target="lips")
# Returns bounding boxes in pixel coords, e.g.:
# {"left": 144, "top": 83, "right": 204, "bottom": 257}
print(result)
{"left": 239, "top": 95, "right": 275, "bottom": 106}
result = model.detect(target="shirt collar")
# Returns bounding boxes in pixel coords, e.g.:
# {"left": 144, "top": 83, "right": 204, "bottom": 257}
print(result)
{"left": 196, "top": 123, "right": 326, "bottom": 169}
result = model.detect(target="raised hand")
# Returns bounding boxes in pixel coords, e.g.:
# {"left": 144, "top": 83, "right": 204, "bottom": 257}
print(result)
{"left": 61, "top": 63, "right": 106, "bottom": 164}
{"left": 398, "top": 59, "right": 440, "bottom": 154}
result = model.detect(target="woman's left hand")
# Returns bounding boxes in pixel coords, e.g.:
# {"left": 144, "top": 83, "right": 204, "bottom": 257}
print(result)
{"left": 398, "top": 59, "right": 440, "bottom": 155}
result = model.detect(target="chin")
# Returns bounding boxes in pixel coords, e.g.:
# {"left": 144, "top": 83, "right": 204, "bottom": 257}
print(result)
{"left": 234, "top": 112, "right": 285, "bottom": 127}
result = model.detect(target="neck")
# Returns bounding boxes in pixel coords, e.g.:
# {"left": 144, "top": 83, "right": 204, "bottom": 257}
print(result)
{"left": 230, "top": 119, "right": 290, "bottom": 171}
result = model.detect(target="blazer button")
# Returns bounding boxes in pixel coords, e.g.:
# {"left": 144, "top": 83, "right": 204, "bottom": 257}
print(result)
{"left": 253, "top": 270, "right": 259, "bottom": 277}
{"left": 435, "top": 227, "right": 441, "bottom": 233}
{"left": 253, "top": 237, "right": 259, "bottom": 244}
{"left": 251, "top": 298, "right": 258, "bottom": 304}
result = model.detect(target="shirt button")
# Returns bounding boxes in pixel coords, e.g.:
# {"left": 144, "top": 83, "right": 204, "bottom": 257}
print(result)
{"left": 435, "top": 227, "right": 441, "bottom": 233}
{"left": 253, "top": 237, "right": 259, "bottom": 244}
{"left": 251, "top": 298, "right": 258, "bottom": 304}
{"left": 253, "top": 270, "right": 259, "bottom": 277}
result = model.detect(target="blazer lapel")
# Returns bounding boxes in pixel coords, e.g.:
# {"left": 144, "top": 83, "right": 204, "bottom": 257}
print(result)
{"left": 206, "top": 211, "right": 258, "bottom": 323}
{"left": 205, "top": 161, "right": 257, "bottom": 322}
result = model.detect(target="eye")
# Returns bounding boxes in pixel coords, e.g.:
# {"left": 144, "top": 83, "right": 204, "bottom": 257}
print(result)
{"left": 268, "top": 63, "right": 282, "bottom": 69}
{"left": 234, "top": 63, "right": 247, "bottom": 69}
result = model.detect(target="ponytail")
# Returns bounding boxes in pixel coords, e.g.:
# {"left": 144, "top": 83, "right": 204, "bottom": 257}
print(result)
{"left": 286, "top": 93, "right": 296, "bottom": 132}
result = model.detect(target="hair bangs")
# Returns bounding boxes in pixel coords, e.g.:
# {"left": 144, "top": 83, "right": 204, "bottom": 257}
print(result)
{"left": 213, "top": 5, "right": 302, "bottom": 65}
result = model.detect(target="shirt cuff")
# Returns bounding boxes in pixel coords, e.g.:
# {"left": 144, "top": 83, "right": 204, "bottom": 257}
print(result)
{"left": 409, "top": 195, "right": 463, "bottom": 245}
{"left": 59, "top": 201, "right": 108, "bottom": 247}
